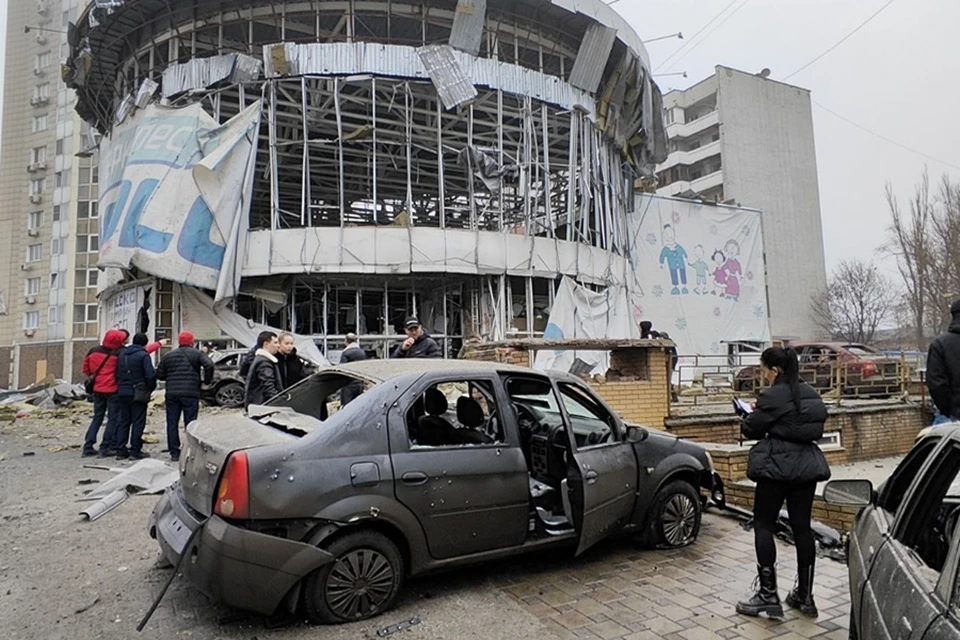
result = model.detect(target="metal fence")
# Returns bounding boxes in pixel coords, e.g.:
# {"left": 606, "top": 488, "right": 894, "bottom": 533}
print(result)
{"left": 668, "top": 352, "right": 928, "bottom": 416}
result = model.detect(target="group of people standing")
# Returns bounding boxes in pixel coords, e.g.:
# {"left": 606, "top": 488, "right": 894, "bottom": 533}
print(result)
{"left": 82, "top": 330, "right": 213, "bottom": 462}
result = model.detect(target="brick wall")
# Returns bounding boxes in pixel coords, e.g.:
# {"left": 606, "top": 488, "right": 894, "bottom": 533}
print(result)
{"left": 463, "top": 341, "right": 672, "bottom": 428}
{"left": 667, "top": 404, "right": 924, "bottom": 462}
{"left": 0, "top": 347, "right": 11, "bottom": 389}
{"left": 18, "top": 342, "right": 65, "bottom": 387}
{"left": 725, "top": 482, "right": 861, "bottom": 534}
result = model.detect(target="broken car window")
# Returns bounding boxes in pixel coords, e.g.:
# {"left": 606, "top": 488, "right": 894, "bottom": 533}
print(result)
{"left": 406, "top": 379, "right": 503, "bottom": 447}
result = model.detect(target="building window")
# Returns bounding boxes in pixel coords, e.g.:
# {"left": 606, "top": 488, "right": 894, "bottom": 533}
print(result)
{"left": 52, "top": 204, "right": 60, "bottom": 221}
{"left": 76, "top": 235, "right": 99, "bottom": 253}
{"left": 55, "top": 171, "right": 70, "bottom": 188}
{"left": 74, "top": 304, "right": 98, "bottom": 323}
{"left": 27, "top": 244, "right": 42, "bottom": 262}
{"left": 24, "top": 311, "right": 40, "bottom": 330}
{"left": 48, "top": 306, "right": 58, "bottom": 325}
{"left": 36, "top": 52, "right": 51, "bottom": 69}
{"left": 664, "top": 109, "right": 675, "bottom": 126}
{"left": 55, "top": 139, "right": 63, "bottom": 156}
{"left": 32, "top": 115, "right": 48, "bottom": 132}
{"left": 25, "top": 277, "right": 41, "bottom": 295}
{"left": 86, "top": 269, "right": 99, "bottom": 288}
{"left": 28, "top": 211, "right": 43, "bottom": 229}
{"left": 29, "top": 178, "right": 45, "bottom": 195}
{"left": 35, "top": 83, "right": 50, "bottom": 100}
{"left": 77, "top": 201, "right": 99, "bottom": 219}
{"left": 30, "top": 147, "right": 46, "bottom": 164}
{"left": 712, "top": 132, "right": 720, "bottom": 142}
{"left": 50, "top": 273, "right": 59, "bottom": 289}
{"left": 51, "top": 238, "right": 61, "bottom": 255}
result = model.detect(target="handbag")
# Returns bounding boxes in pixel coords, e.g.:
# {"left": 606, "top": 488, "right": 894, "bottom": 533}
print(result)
{"left": 84, "top": 353, "right": 112, "bottom": 395}
{"left": 133, "top": 383, "right": 152, "bottom": 404}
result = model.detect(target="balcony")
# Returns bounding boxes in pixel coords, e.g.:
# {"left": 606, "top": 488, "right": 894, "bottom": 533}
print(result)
{"left": 658, "top": 140, "right": 721, "bottom": 172}
{"left": 666, "top": 109, "right": 720, "bottom": 140}
{"left": 656, "top": 169, "right": 724, "bottom": 198}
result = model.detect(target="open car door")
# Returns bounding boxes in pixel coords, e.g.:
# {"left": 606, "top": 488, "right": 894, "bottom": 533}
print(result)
{"left": 555, "top": 381, "right": 638, "bottom": 556}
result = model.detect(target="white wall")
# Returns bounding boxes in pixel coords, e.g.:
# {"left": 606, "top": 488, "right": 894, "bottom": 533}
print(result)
{"left": 716, "top": 66, "right": 827, "bottom": 339}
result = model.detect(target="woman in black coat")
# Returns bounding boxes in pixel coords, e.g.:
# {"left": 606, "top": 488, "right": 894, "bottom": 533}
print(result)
{"left": 736, "top": 346, "right": 831, "bottom": 620}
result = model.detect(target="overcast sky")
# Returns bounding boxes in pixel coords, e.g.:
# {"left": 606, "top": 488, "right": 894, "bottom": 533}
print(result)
{"left": 1, "top": 0, "right": 957, "bottom": 281}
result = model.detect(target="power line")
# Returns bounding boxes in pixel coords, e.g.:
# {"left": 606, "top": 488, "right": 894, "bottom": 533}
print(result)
{"left": 784, "top": 0, "right": 897, "bottom": 81}
{"left": 814, "top": 101, "right": 960, "bottom": 172}
{"left": 654, "top": 0, "right": 741, "bottom": 71}
{"left": 664, "top": 0, "right": 752, "bottom": 72}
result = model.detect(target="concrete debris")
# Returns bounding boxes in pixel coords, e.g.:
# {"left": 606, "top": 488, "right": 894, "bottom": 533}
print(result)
{"left": 74, "top": 595, "right": 100, "bottom": 614}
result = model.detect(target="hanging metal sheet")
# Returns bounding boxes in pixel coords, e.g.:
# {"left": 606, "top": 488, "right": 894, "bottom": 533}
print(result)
{"left": 448, "top": 0, "right": 487, "bottom": 57}
{"left": 161, "top": 53, "right": 263, "bottom": 98}
{"left": 568, "top": 22, "right": 617, "bottom": 93}
{"left": 417, "top": 45, "right": 478, "bottom": 110}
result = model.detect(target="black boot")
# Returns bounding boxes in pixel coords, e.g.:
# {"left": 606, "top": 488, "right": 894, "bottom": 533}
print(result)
{"left": 785, "top": 564, "right": 818, "bottom": 617}
{"left": 736, "top": 565, "right": 784, "bottom": 618}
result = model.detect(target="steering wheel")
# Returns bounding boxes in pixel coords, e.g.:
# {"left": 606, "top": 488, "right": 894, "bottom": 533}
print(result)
{"left": 513, "top": 402, "right": 538, "bottom": 431}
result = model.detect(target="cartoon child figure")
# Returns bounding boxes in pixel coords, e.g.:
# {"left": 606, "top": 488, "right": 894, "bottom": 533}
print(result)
{"left": 722, "top": 239, "right": 743, "bottom": 301}
{"left": 658, "top": 224, "right": 689, "bottom": 295}
{"left": 711, "top": 249, "right": 727, "bottom": 296}
{"left": 688, "top": 245, "right": 710, "bottom": 295}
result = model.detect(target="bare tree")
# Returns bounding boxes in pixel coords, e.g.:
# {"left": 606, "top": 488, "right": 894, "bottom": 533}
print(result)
{"left": 883, "top": 170, "right": 960, "bottom": 347}
{"left": 812, "top": 260, "right": 894, "bottom": 344}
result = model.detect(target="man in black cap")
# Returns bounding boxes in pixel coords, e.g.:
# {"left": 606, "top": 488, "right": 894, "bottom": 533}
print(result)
{"left": 391, "top": 316, "right": 442, "bottom": 359}
{"left": 927, "top": 298, "right": 960, "bottom": 420}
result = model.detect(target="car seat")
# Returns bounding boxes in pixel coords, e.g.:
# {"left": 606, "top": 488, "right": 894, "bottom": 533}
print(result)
{"left": 416, "top": 389, "right": 457, "bottom": 446}
{"left": 454, "top": 396, "right": 494, "bottom": 445}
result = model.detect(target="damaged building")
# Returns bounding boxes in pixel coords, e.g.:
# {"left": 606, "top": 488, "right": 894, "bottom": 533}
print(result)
{"left": 52, "top": 0, "right": 668, "bottom": 367}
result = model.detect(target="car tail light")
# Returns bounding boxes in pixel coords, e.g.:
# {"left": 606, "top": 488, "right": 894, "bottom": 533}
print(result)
{"left": 214, "top": 452, "right": 249, "bottom": 519}
{"left": 861, "top": 361, "right": 879, "bottom": 378}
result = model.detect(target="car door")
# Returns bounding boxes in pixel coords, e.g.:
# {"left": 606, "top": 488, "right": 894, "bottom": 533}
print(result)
{"left": 388, "top": 373, "right": 529, "bottom": 560}
{"left": 860, "top": 438, "right": 960, "bottom": 640}
{"left": 554, "top": 380, "right": 639, "bottom": 555}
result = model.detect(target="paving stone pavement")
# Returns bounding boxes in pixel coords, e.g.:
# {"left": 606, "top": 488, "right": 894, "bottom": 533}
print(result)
{"left": 491, "top": 512, "right": 851, "bottom": 640}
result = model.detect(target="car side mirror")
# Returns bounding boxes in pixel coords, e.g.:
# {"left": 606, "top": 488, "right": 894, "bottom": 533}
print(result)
{"left": 823, "top": 479, "right": 875, "bottom": 507}
{"left": 626, "top": 425, "right": 649, "bottom": 443}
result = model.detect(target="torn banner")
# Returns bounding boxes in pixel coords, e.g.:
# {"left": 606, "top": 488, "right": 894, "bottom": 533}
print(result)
{"left": 97, "top": 101, "right": 262, "bottom": 302}
{"left": 533, "top": 277, "right": 640, "bottom": 376}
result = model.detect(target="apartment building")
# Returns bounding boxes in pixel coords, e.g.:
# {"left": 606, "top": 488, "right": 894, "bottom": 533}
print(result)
{"left": 0, "top": 0, "right": 100, "bottom": 388}
{"left": 656, "top": 65, "right": 828, "bottom": 340}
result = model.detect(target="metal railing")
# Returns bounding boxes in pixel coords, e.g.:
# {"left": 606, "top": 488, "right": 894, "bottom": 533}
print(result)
{"left": 668, "top": 352, "right": 927, "bottom": 416}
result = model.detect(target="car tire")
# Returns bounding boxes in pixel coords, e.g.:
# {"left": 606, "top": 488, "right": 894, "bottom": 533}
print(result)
{"left": 644, "top": 480, "right": 702, "bottom": 548}
{"left": 304, "top": 530, "right": 405, "bottom": 625}
{"left": 214, "top": 382, "right": 244, "bottom": 408}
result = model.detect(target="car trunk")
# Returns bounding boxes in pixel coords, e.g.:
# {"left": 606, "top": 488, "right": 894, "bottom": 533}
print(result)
{"left": 180, "top": 413, "right": 298, "bottom": 516}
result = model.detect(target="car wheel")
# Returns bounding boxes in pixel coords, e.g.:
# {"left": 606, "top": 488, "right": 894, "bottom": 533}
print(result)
{"left": 214, "top": 382, "right": 244, "bottom": 408}
{"left": 304, "top": 530, "right": 404, "bottom": 625}
{"left": 645, "top": 480, "right": 702, "bottom": 548}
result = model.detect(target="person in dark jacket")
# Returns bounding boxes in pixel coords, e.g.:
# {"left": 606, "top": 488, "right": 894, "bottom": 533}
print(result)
{"left": 736, "top": 346, "right": 831, "bottom": 620}
{"left": 927, "top": 298, "right": 960, "bottom": 421}
{"left": 238, "top": 344, "right": 258, "bottom": 378}
{"left": 244, "top": 331, "right": 282, "bottom": 408}
{"left": 156, "top": 331, "right": 214, "bottom": 462}
{"left": 276, "top": 332, "right": 306, "bottom": 390}
{"left": 339, "top": 333, "right": 367, "bottom": 406}
{"left": 391, "top": 316, "right": 442, "bottom": 359}
{"left": 114, "top": 333, "right": 158, "bottom": 460}
{"left": 81, "top": 329, "right": 127, "bottom": 457}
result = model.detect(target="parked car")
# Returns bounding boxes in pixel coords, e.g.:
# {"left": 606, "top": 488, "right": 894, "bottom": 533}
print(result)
{"left": 149, "top": 359, "right": 724, "bottom": 624}
{"left": 734, "top": 342, "right": 906, "bottom": 397}
{"left": 203, "top": 349, "right": 319, "bottom": 408}
{"left": 825, "top": 423, "right": 960, "bottom": 639}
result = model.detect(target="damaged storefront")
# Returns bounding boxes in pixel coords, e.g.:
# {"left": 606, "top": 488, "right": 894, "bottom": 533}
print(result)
{"left": 65, "top": 0, "right": 668, "bottom": 362}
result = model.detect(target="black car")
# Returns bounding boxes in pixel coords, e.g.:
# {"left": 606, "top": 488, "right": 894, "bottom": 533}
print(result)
{"left": 825, "top": 422, "right": 960, "bottom": 639}
{"left": 149, "top": 360, "right": 724, "bottom": 624}
{"left": 203, "top": 349, "right": 318, "bottom": 408}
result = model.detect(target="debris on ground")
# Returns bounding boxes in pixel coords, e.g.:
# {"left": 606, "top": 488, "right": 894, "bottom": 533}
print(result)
{"left": 141, "top": 433, "right": 160, "bottom": 444}
{"left": 0, "top": 376, "right": 90, "bottom": 412}
{"left": 74, "top": 595, "right": 100, "bottom": 614}
{"left": 377, "top": 616, "right": 421, "bottom": 637}
{"left": 78, "top": 479, "right": 99, "bottom": 486}
{"left": 22, "top": 452, "right": 35, "bottom": 457}
{"left": 79, "top": 459, "right": 179, "bottom": 522}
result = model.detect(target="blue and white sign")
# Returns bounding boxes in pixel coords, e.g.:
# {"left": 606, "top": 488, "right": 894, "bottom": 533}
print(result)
{"left": 98, "top": 101, "right": 262, "bottom": 300}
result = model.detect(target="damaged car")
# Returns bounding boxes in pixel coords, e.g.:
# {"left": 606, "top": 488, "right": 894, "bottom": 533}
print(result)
{"left": 148, "top": 360, "right": 724, "bottom": 624}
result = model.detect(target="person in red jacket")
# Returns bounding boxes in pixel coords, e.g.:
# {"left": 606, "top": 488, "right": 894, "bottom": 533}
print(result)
{"left": 81, "top": 329, "right": 127, "bottom": 457}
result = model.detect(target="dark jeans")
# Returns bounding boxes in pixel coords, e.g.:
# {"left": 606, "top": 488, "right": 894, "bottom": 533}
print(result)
{"left": 115, "top": 396, "right": 149, "bottom": 454}
{"left": 753, "top": 480, "right": 817, "bottom": 568}
{"left": 84, "top": 393, "right": 119, "bottom": 452}
{"left": 165, "top": 396, "right": 199, "bottom": 456}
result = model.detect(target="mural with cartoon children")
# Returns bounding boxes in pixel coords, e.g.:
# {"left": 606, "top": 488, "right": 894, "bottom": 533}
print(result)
{"left": 629, "top": 195, "right": 770, "bottom": 361}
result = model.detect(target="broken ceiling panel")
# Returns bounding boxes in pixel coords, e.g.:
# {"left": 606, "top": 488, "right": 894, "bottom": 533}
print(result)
{"left": 448, "top": 0, "right": 487, "bottom": 57}
{"left": 568, "top": 22, "right": 617, "bottom": 93}
{"left": 161, "top": 53, "right": 263, "bottom": 98}
{"left": 417, "top": 45, "right": 478, "bottom": 110}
